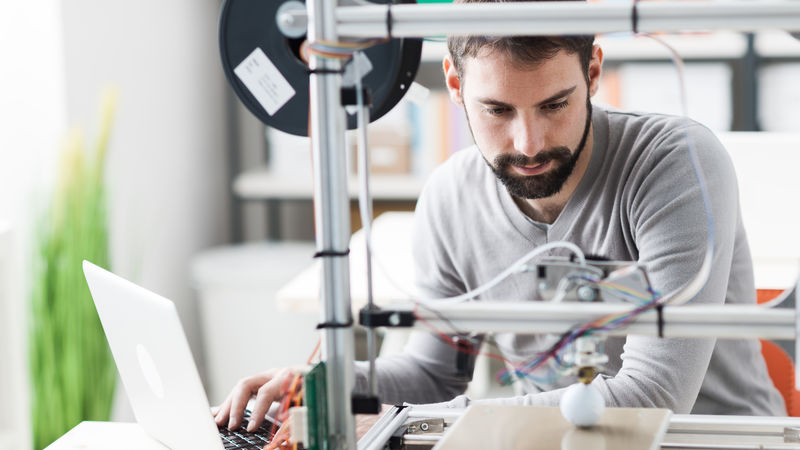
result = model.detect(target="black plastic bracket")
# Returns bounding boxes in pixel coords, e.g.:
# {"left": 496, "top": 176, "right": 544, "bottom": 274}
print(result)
{"left": 341, "top": 87, "right": 373, "bottom": 107}
{"left": 352, "top": 394, "right": 382, "bottom": 414}
{"left": 359, "top": 307, "right": 416, "bottom": 328}
{"left": 388, "top": 436, "right": 403, "bottom": 449}
{"left": 454, "top": 336, "right": 475, "bottom": 381}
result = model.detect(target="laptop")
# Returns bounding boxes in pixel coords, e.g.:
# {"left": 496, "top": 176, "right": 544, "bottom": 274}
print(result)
{"left": 83, "top": 260, "right": 277, "bottom": 450}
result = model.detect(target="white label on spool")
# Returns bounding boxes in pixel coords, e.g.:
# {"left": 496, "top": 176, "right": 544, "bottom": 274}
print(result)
{"left": 234, "top": 47, "right": 295, "bottom": 116}
{"left": 341, "top": 52, "right": 373, "bottom": 87}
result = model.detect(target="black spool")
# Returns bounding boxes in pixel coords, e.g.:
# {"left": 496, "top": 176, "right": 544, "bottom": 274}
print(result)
{"left": 219, "top": 0, "right": 423, "bottom": 137}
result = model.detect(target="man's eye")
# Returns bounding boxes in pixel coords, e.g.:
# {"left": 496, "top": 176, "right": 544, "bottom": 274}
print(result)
{"left": 484, "top": 107, "right": 508, "bottom": 116}
{"left": 544, "top": 100, "right": 569, "bottom": 112}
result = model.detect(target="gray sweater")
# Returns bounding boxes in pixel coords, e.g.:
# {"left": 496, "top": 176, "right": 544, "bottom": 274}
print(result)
{"left": 355, "top": 105, "right": 786, "bottom": 416}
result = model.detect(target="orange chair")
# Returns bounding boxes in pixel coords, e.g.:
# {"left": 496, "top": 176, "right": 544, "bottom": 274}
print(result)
{"left": 757, "top": 289, "right": 800, "bottom": 416}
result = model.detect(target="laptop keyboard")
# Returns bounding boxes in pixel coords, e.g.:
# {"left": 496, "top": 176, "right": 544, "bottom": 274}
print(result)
{"left": 218, "top": 409, "right": 276, "bottom": 450}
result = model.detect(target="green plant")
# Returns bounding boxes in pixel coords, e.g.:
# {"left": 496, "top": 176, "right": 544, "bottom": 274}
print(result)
{"left": 29, "top": 92, "right": 118, "bottom": 449}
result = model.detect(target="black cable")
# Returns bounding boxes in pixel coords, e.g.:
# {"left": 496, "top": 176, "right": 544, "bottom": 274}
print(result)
{"left": 316, "top": 317, "right": 354, "bottom": 329}
{"left": 386, "top": 1, "right": 393, "bottom": 40}
{"left": 632, "top": 0, "right": 640, "bottom": 35}
{"left": 307, "top": 68, "right": 345, "bottom": 75}
{"left": 313, "top": 249, "right": 350, "bottom": 258}
{"left": 656, "top": 304, "right": 664, "bottom": 338}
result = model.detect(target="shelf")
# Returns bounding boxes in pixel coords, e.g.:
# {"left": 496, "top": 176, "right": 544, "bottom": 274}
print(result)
{"left": 597, "top": 32, "right": 747, "bottom": 61}
{"left": 420, "top": 32, "right": 749, "bottom": 62}
{"left": 755, "top": 30, "right": 800, "bottom": 58}
{"left": 234, "top": 166, "right": 426, "bottom": 201}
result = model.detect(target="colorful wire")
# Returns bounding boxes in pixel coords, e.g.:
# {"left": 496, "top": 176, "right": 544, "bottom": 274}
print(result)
{"left": 307, "top": 38, "right": 389, "bottom": 60}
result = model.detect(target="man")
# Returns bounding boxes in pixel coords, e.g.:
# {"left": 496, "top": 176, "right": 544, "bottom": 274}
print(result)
{"left": 215, "top": 0, "right": 785, "bottom": 436}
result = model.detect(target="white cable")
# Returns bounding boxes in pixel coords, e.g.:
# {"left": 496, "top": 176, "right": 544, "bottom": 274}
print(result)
{"left": 354, "top": 52, "right": 374, "bottom": 310}
{"left": 360, "top": 214, "right": 586, "bottom": 305}
{"left": 416, "top": 241, "right": 586, "bottom": 305}
{"left": 639, "top": 33, "right": 715, "bottom": 307}
{"left": 354, "top": 51, "right": 379, "bottom": 397}
{"left": 549, "top": 277, "right": 574, "bottom": 303}
{"left": 363, "top": 218, "right": 587, "bottom": 305}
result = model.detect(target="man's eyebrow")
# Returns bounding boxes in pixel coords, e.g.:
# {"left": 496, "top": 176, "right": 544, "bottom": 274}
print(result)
{"left": 475, "top": 85, "right": 578, "bottom": 109}
{"left": 535, "top": 86, "right": 577, "bottom": 107}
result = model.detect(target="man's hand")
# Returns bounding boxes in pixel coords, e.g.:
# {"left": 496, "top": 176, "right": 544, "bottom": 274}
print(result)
{"left": 255, "top": 404, "right": 391, "bottom": 448}
{"left": 263, "top": 421, "right": 292, "bottom": 450}
{"left": 214, "top": 367, "right": 299, "bottom": 432}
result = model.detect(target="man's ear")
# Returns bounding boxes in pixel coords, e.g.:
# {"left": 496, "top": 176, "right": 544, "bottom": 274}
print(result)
{"left": 588, "top": 44, "right": 604, "bottom": 97}
{"left": 443, "top": 55, "right": 463, "bottom": 106}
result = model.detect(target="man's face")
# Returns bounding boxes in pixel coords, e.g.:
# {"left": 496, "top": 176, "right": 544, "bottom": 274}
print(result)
{"left": 453, "top": 49, "right": 593, "bottom": 200}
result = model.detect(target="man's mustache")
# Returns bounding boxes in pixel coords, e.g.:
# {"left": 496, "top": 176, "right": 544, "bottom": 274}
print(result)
{"left": 494, "top": 147, "right": 572, "bottom": 168}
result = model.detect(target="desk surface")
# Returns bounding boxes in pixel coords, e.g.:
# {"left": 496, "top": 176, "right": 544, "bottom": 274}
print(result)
{"left": 49, "top": 414, "right": 800, "bottom": 449}
{"left": 46, "top": 422, "right": 166, "bottom": 450}
{"left": 434, "top": 405, "right": 671, "bottom": 450}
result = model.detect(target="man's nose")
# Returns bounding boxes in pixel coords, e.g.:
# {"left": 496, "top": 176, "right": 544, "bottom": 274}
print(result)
{"left": 512, "top": 116, "right": 547, "bottom": 157}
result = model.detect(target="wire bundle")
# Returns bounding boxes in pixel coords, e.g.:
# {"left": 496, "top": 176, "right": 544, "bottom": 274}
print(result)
{"left": 496, "top": 288, "right": 660, "bottom": 386}
{"left": 578, "top": 275, "right": 661, "bottom": 305}
{"left": 264, "top": 340, "right": 322, "bottom": 450}
{"left": 412, "top": 279, "right": 660, "bottom": 387}
{"left": 307, "top": 38, "right": 388, "bottom": 60}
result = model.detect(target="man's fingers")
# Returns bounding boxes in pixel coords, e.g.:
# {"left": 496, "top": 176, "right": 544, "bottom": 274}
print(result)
{"left": 227, "top": 380, "right": 255, "bottom": 430}
{"left": 214, "top": 394, "right": 233, "bottom": 426}
{"left": 263, "top": 421, "right": 292, "bottom": 450}
{"left": 249, "top": 369, "right": 296, "bottom": 431}
{"left": 247, "top": 383, "right": 279, "bottom": 432}
{"left": 227, "top": 374, "right": 273, "bottom": 430}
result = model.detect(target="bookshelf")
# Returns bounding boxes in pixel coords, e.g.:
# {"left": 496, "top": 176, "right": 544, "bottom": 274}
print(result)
{"left": 234, "top": 168, "right": 425, "bottom": 201}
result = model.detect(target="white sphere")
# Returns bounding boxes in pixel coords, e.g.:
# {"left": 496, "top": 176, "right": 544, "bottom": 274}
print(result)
{"left": 560, "top": 382, "right": 605, "bottom": 427}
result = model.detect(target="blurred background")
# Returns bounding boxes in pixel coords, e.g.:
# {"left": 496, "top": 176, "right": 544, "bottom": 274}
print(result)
{"left": 2, "top": 0, "right": 800, "bottom": 448}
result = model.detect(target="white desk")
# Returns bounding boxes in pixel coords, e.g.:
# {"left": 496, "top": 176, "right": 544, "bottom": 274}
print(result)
{"left": 51, "top": 414, "right": 800, "bottom": 450}
{"left": 276, "top": 211, "right": 417, "bottom": 314}
{"left": 46, "top": 422, "right": 166, "bottom": 450}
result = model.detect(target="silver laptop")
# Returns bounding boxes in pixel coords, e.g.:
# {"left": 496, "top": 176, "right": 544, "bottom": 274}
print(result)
{"left": 83, "top": 260, "right": 274, "bottom": 450}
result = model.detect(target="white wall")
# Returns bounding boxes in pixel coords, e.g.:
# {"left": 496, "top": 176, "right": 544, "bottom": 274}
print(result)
{"left": 59, "top": 0, "right": 231, "bottom": 419}
{"left": 0, "top": 1, "right": 66, "bottom": 447}
{"left": 1, "top": 0, "right": 232, "bottom": 437}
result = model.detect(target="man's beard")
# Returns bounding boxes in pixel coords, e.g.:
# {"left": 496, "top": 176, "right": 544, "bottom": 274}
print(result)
{"left": 476, "top": 96, "right": 592, "bottom": 200}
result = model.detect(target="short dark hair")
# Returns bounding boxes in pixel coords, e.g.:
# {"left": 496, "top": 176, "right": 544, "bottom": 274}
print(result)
{"left": 447, "top": 0, "right": 595, "bottom": 80}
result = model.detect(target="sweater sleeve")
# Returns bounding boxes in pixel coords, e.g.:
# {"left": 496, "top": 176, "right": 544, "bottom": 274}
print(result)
{"left": 353, "top": 167, "right": 478, "bottom": 404}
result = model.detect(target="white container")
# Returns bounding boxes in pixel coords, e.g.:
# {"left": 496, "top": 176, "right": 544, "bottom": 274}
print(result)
{"left": 0, "top": 222, "right": 10, "bottom": 449}
{"left": 190, "top": 241, "right": 320, "bottom": 405}
{"left": 0, "top": 222, "right": 28, "bottom": 450}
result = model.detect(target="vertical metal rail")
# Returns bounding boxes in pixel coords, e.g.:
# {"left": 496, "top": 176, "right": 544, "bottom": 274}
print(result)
{"left": 224, "top": 86, "right": 243, "bottom": 243}
{"left": 306, "top": 0, "right": 357, "bottom": 448}
{"left": 740, "top": 33, "right": 760, "bottom": 131}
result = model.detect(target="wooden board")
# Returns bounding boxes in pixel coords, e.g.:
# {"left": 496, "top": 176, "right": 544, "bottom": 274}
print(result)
{"left": 434, "top": 406, "right": 671, "bottom": 450}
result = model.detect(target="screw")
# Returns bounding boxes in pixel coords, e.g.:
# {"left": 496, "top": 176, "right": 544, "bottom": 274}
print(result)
{"left": 420, "top": 423, "right": 429, "bottom": 431}
{"left": 577, "top": 286, "right": 597, "bottom": 302}
{"left": 389, "top": 313, "right": 400, "bottom": 326}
